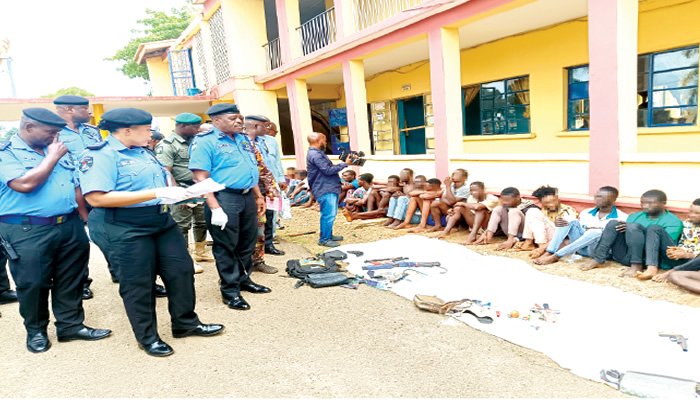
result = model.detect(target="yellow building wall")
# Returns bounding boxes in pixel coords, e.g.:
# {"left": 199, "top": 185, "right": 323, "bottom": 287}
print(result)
{"left": 146, "top": 57, "right": 174, "bottom": 97}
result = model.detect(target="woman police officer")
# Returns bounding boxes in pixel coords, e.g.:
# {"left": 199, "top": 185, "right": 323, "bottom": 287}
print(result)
{"left": 78, "top": 108, "right": 223, "bottom": 357}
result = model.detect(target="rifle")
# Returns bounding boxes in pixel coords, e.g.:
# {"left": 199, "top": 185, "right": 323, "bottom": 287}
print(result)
{"left": 362, "top": 261, "right": 441, "bottom": 271}
{"left": 363, "top": 256, "right": 408, "bottom": 265}
{"left": 659, "top": 333, "right": 688, "bottom": 352}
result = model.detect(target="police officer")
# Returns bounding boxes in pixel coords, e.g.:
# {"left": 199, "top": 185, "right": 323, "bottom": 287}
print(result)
{"left": 79, "top": 108, "right": 223, "bottom": 357}
{"left": 0, "top": 108, "right": 111, "bottom": 353}
{"left": 0, "top": 256, "right": 18, "bottom": 304}
{"left": 54, "top": 94, "right": 102, "bottom": 300}
{"left": 189, "top": 103, "right": 271, "bottom": 311}
{"left": 156, "top": 113, "right": 214, "bottom": 274}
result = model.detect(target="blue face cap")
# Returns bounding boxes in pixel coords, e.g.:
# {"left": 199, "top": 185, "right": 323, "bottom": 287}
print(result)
{"left": 53, "top": 95, "right": 89, "bottom": 106}
{"left": 207, "top": 103, "right": 240, "bottom": 116}
{"left": 22, "top": 108, "right": 68, "bottom": 128}
{"left": 101, "top": 108, "right": 153, "bottom": 126}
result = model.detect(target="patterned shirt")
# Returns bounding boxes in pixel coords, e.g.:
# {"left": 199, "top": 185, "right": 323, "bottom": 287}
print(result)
{"left": 544, "top": 203, "right": 578, "bottom": 223}
{"left": 246, "top": 136, "right": 277, "bottom": 197}
{"left": 678, "top": 220, "right": 700, "bottom": 257}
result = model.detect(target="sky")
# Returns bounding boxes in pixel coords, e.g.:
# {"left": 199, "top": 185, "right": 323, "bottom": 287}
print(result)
{"left": 0, "top": 0, "right": 190, "bottom": 99}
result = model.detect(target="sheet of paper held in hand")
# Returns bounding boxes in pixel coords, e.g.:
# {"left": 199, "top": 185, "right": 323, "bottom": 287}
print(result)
{"left": 159, "top": 178, "right": 226, "bottom": 205}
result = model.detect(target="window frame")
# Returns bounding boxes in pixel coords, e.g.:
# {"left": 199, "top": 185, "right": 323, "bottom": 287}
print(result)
{"left": 466, "top": 75, "right": 530, "bottom": 136}
{"left": 566, "top": 65, "right": 590, "bottom": 131}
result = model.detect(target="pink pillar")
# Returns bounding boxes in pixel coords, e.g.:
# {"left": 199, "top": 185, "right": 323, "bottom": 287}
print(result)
{"left": 286, "top": 79, "right": 313, "bottom": 168}
{"left": 587, "top": 0, "right": 638, "bottom": 194}
{"left": 275, "top": 0, "right": 293, "bottom": 64}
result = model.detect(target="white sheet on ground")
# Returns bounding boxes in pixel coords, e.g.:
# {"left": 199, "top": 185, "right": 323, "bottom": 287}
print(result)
{"left": 339, "top": 235, "right": 700, "bottom": 383}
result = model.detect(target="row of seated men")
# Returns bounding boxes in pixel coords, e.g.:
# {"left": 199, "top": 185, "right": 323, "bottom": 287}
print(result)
{"left": 332, "top": 168, "right": 700, "bottom": 295}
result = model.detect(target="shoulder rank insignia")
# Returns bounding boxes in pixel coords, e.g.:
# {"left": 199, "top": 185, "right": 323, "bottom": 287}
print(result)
{"left": 0, "top": 141, "right": 10, "bottom": 151}
{"left": 196, "top": 129, "right": 214, "bottom": 137}
{"left": 86, "top": 141, "right": 108, "bottom": 150}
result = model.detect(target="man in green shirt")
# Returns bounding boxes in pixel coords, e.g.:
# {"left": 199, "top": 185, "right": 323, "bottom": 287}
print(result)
{"left": 580, "top": 190, "right": 683, "bottom": 278}
{"left": 156, "top": 113, "right": 213, "bottom": 273}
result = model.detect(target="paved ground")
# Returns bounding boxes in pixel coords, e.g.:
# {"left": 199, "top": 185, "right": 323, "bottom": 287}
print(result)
{"left": 0, "top": 214, "right": 624, "bottom": 397}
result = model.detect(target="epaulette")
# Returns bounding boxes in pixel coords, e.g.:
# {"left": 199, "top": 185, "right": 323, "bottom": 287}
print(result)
{"left": 84, "top": 123, "right": 99, "bottom": 129}
{"left": 86, "top": 141, "right": 108, "bottom": 150}
{"left": 162, "top": 135, "right": 175, "bottom": 144}
{"left": 196, "top": 129, "right": 214, "bottom": 137}
{"left": 0, "top": 141, "right": 10, "bottom": 151}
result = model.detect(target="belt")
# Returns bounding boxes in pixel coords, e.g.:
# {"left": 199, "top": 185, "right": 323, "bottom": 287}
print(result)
{"left": 0, "top": 212, "right": 76, "bottom": 226}
{"left": 105, "top": 205, "right": 169, "bottom": 216}
{"left": 220, "top": 188, "right": 251, "bottom": 195}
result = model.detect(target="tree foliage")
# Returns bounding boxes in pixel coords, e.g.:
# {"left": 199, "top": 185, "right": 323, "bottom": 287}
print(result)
{"left": 41, "top": 86, "right": 95, "bottom": 98}
{"left": 107, "top": 7, "right": 192, "bottom": 80}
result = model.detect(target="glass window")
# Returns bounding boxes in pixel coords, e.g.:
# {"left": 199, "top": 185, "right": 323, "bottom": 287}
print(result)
{"left": 370, "top": 101, "right": 395, "bottom": 154}
{"left": 567, "top": 66, "right": 590, "bottom": 131}
{"left": 639, "top": 46, "right": 698, "bottom": 127}
{"left": 467, "top": 76, "right": 530, "bottom": 135}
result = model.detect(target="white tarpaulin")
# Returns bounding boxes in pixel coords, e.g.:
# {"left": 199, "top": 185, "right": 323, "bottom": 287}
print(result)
{"left": 339, "top": 235, "right": 700, "bottom": 384}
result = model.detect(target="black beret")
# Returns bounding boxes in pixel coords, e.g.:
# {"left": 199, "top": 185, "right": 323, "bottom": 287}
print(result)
{"left": 207, "top": 103, "right": 240, "bottom": 116}
{"left": 150, "top": 129, "right": 164, "bottom": 140}
{"left": 245, "top": 115, "right": 270, "bottom": 122}
{"left": 53, "top": 95, "right": 89, "bottom": 106}
{"left": 22, "top": 108, "right": 67, "bottom": 128}
{"left": 101, "top": 108, "right": 152, "bottom": 126}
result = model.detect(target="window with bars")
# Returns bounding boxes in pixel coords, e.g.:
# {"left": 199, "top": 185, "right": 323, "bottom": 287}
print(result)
{"left": 567, "top": 66, "right": 590, "bottom": 131}
{"left": 463, "top": 76, "right": 530, "bottom": 135}
{"left": 209, "top": 8, "right": 230, "bottom": 85}
{"left": 193, "top": 32, "right": 210, "bottom": 90}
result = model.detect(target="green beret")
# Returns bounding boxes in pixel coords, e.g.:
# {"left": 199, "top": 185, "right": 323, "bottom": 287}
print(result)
{"left": 22, "top": 108, "right": 68, "bottom": 128}
{"left": 53, "top": 95, "right": 89, "bottom": 106}
{"left": 175, "top": 113, "right": 203, "bottom": 124}
{"left": 207, "top": 103, "right": 240, "bottom": 116}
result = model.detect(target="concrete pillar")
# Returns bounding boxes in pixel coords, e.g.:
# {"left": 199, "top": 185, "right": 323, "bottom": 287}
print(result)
{"left": 428, "top": 27, "right": 463, "bottom": 179}
{"left": 587, "top": 0, "right": 638, "bottom": 194}
{"left": 232, "top": 80, "right": 282, "bottom": 152}
{"left": 220, "top": 0, "right": 268, "bottom": 76}
{"left": 287, "top": 79, "right": 313, "bottom": 168}
{"left": 342, "top": 59, "right": 371, "bottom": 154}
{"left": 334, "top": 0, "right": 357, "bottom": 38}
{"left": 276, "top": 0, "right": 303, "bottom": 64}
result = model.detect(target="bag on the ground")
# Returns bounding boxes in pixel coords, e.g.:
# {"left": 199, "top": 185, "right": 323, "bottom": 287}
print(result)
{"left": 300, "top": 272, "right": 350, "bottom": 288}
{"left": 413, "top": 295, "right": 468, "bottom": 314}
{"left": 286, "top": 258, "right": 338, "bottom": 279}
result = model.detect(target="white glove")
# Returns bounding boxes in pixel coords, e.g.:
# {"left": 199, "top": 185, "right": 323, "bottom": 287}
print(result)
{"left": 210, "top": 207, "right": 228, "bottom": 230}
{"left": 154, "top": 186, "right": 190, "bottom": 203}
{"left": 84, "top": 226, "right": 92, "bottom": 242}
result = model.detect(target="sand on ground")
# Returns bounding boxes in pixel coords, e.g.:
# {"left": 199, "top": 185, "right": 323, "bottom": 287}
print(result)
{"left": 0, "top": 209, "right": 625, "bottom": 398}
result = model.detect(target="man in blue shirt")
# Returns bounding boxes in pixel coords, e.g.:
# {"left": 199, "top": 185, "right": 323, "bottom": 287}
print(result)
{"left": 306, "top": 132, "right": 351, "bottom": 247}
{"left": 0, "top": 108, "right": 111, "bottom": 353}
{"left": 54, "top": 94, "right": 102, "bottom": 300}
{"left": 190, "top": 103, "right": 271, "bottom": 311}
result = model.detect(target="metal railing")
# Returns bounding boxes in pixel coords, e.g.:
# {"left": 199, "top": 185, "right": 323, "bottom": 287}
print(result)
{"left": 353, "top": 0, "right": 423, "bottom": 31}
{"left": 297, "top": 7, "right": 336, "bottom": 56}
{"left": 262, "top": 37, "right": 282, "bottom": 71}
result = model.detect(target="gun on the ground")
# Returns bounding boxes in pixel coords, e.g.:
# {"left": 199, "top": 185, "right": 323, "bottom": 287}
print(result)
{"left": 362, "top": 261, "right": 441, "bottom": 271}
{"left": 0, "top": 234, "right": 18, "bottom": 261}
{"left": 659, "top": 333, "right": 688, "bottom": 352}
{"left": 363, "top": 256, "right": 408, "bottom": 264}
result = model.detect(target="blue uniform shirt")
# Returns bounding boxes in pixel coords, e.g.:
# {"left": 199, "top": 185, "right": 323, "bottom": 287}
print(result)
{"left": 0, "top": 135, "right": 79, "bottom": 217}
{"left": 59, "top": 123, "right": 102, "bottom": 157}
{"left": 188, "top": 127, "right": 259, "bottom": 190}
{"left": 261, "top": 135, "right": 285, "bottom": 184}
{"left": 79, "top": 135, "right": 167, "bottom": 208}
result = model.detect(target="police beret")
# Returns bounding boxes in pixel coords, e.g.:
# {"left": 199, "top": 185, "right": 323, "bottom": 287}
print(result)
{"left": 207, "top": 103, "right": 240, "bottom": 116}
{"left": 245, "top": 115, "right": 270, "bottom": 122}
{"left": 150, "top": 129, "right": 164, "bottom": 140}
{"left": 53, "top": 95, "right": 89, "bottom": 106}
{"left": 101, "top": 108, "right": 152, "bottom": 126}
{"left": 22, "top": 108, "right": 67, "bottom": 128}
{"left": 175, "top": 112, "right": 203, "bottom": 124}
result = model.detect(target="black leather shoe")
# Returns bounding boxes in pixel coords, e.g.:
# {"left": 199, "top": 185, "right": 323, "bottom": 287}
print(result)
{"left": 138, "top": 340, "right": 174, "bottom": 357}
{"left": 82, "top": 287, "right": 93, "bottom": 300}
{"left": 0, "top": 289, "right": 18, "bottom": 304}
{"left": 173, "top": 323, "right": 225, "bottom": 338}
{"left": 154, "top": 284, "right": 167, "bottom": 298}
{"left": 57, "top": 326, "right": 112, "bottom": 342}
{"left": 331, "top": 235, "right": 344, "bottom": 241}
{"left": 110, "top": 275, "right": 119, "bottom": 284}
{"left": 224, "top": 296, "right": 250, "bottom": 310}
{"left": 264, "top": 245, "right": 285, "bottom": 256}
{"left": 26, "top": 332, "right": 51, "bottom": 353}
{"left": 241, "top": 281, "right": 271, "bottom": 294}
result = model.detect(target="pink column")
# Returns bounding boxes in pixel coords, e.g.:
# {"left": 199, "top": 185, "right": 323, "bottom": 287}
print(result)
{"left": 275, "top": 0, "right": 292, "bottom": 64}
{"left": 587, "top": 0, "right": 638, "bottom": 194}
{"left": 286, "top": 79, "right": 313, "bottom": 168}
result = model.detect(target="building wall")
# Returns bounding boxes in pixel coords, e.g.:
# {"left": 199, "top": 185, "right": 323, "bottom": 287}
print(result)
{"left": 146, "top": 57, "right": 174, "bottom": 96}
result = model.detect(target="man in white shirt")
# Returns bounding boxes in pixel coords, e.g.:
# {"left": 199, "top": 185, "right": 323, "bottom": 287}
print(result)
{"left": 437, "top": 181, "right": 499, "bottom": 241}
{"left": 534, "top": 186, "right": 628, "bottom": 265}
{"left": 425, "top": 169, "right": 470, "bottom": 233}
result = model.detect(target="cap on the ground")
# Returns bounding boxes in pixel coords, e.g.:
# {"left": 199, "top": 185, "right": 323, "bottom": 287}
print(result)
{"left": 53, "top": 95, "right": 90, "bottom": 106}
{"left": 207, "top": 103, "right": 240, "bottom": 116}
{"left": 175, "top": 113, "right": 203, "bottom": 124}
{"left": 22, "top": 108, "right": 68, "bottom": 127}
{"left": 101, "top": 108, "right": 152, "bottom": 126}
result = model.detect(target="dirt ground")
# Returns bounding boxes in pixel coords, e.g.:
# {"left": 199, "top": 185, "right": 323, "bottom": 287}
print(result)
{"left": 0, "top": 209, "right": 626, "bottom": 398}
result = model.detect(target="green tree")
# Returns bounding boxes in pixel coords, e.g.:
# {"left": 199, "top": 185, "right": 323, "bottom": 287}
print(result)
{"left": 41, "top": 87, "right": 95, "bottom": 98}
{"left": 107, "top": 7, "right": 193, "bottom": 80}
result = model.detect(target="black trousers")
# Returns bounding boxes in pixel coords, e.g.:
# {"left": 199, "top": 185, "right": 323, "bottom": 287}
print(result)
{"left": 264, "top": 209, "right": 275, "bottom": 247}
{"left": 88, "top": 211, "right": 119, "bottom": 280}
{"left": 593, "top": 222, "right": 682, "bottom": 269}
{"left": 0, "top": 254, "right": 10, "bottom": 293}
{"left": 91, "top": 207, "right": 200, "bottom": 345}
{"left": 644, "top": 224, "right": 682, "bottom": 269}
{"left": 206, "top": 191, "right": 258, "bottom": 300}
{"left": 1, "top": 216, "right": 88, "bottom": 336}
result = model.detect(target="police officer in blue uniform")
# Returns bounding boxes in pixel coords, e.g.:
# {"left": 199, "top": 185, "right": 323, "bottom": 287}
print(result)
{"left": 79, "top": 108, "right": 223, "bottom": 357}
{"left": 189, "top": 103, "right": 271, "bottom": 311}
{"left": 0, "top": 108, "right": 111, "bottom": 353}
{"left": 54, "top": 94, "right": 103, "bottom": 300}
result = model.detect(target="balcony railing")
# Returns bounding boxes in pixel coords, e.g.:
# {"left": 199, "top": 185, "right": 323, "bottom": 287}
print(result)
{"left": 353, "top": 0, "right": 423, "bottom": 31}
{"left": 263, "top": 37, "right": 282, "bottom": 71}
{"left": 297, "top": 7, "right": 336, "bottom": 56}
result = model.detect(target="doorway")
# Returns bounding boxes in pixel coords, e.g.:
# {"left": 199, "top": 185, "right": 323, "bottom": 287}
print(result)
{"left": 397, "top": 96, "right": 426, "bottom": 155}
